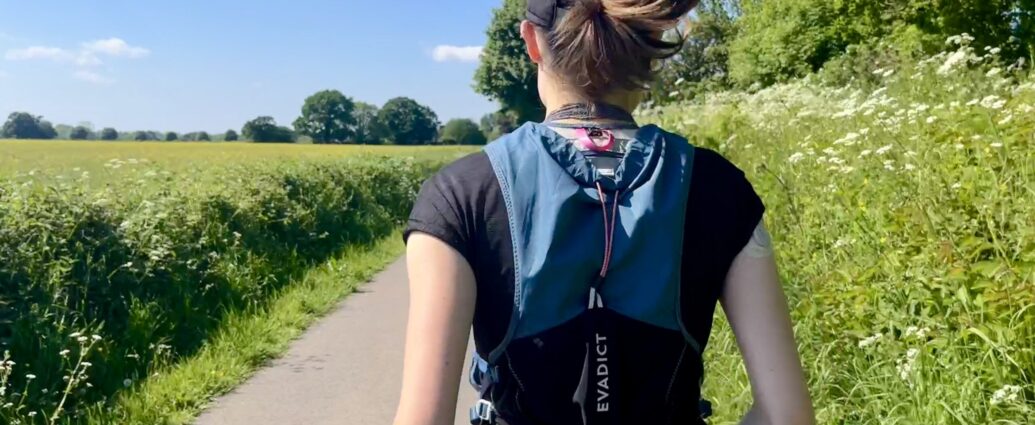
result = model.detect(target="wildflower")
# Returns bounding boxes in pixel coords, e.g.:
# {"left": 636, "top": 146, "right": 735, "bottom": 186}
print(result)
{"left": 979, "top": 95, "right": 1006, "bottom": 110}
{"left": 990, "top": 384, "right": 1022, "bottom": 406}
{"left": 955, "top": 143, "right": 965, "bottom": 150}
{"left": 70, "top": 332, "right": 82, "bottom": 338}
{"left": 787, "top": 153, "right": 805, "bottom": 164}
{"left": 26, "top": 374, "right": 36, "bottom": 380}
{"left": 859, "top": 150, "right": 873, "bottom": 158}
{"left": 904, "top": 326, "right": 930, "bottom": 339}
{"left": 28, "top": 412, "right": 37, "bottom": 418}
{"left": 998, "top": 115, "right": 1013, "bottom": 125}
{"left": 904, "top": 164, "right": 916, "bottom": 171}
{"left": 91, "top": 335, "right": 102, "bottom": 342}
{"left": 926, "top": 116, "right": 938, "bottom": 124}
{"left": 77, "top": 336, "right": 88, "bottom": 343}
{"left": 857, "top": 333, "right": 881, "bottom": 348}
{"left": 897, "top": 348, "right": 920, "bottom": 381}
{"left": 876, "top": 145, "right": 893, "bottom": 155}
{"left": 882, "top": 69, "right": 895, "bottom": 78}
{"left": 59, "top": 349, "right": 70, "bottom": 357}
{"left": 81, "top": 362, "right": 92, "bottom": 367}
{"left": 989, "top": 47, "right": 1002, "bottom": 55}
{"left": 938, "top": 50, "right": 969, "bottom": 75}
{"left": 966, "top": 98, "right": 980, "bottom": 107}
{"left": 884, "top": 160, "right": 896, "bottom": 171}
{"left": 991, "top": 143, "right": 1003, "bottom": 149}
{"left": 952, "top": 183, "right": 963, "bottom": 190}
{"left": 3, "top": 402, "right": 12, "bottom": 409}
{"left": 987, "top": 68, "right": 1002, "bottom": 77}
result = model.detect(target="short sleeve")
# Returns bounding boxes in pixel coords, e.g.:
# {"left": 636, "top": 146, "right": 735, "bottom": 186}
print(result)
{"left": 403, "top": 152, "right": 497, "bottom": 263}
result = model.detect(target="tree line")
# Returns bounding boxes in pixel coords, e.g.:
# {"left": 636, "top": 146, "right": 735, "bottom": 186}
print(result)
{"left": 2, "top": 93, "right": 491, "bottom": 145}
{"left": 475, "top": 0, "right": 1035, "bottom": 119}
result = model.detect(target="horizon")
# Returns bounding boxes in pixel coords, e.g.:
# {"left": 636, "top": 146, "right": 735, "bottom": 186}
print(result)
{"left": 0, "top": 0, "right": 503, "bottom": 134}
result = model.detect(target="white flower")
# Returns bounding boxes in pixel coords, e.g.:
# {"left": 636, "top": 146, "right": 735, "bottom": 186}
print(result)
{"left": 788, "top": 152, "right": 806, "bottom": 164}
{"left": 28, "top": 412, "right": 37, "bottom": 418}
{"left": 882, "top": 69, "right": 895, "bottom": 78}
{"left": 991, "top": 143, "right": 1003, "bottom": 149}
{"left": 989, "top": 47, "right": 1002, "bottom": 55}
{"left": 986, "top": 68, "right": 1002, "bottom": 77}
{"left": 81, "top": 362, "right": 92, "bottom": 367}
{"left": 77, "top": 336, "right": 88, "bottom": 343}
{"left": 952, "top": 183, "right": 963, "bottom": 190}
{"left": 897, "top": 348, "right": 920, "bottom": 381}
{"left": 25, "top": 374, "right": 36, "bottom": 380}
{"left": 91, "top": 335, "right": 102, "bottom": 342}
{"left": 876, "top": 145, "right": 893, "bottom": 155}
{"left": 59, "top": 350, "right": 71, "bottom": 357}
{"left": 859, "top": 150, "right": 873, "bottom": 158}
{"left": 858, "top": 333, "right": 881, "bottom": 348}
{"left": 904, "top": 164, "right": 916, "bottom": 171}
{"left": 990, "top": 384, "right": 1022, "bottom": 406}
{"left": 998, "top": 115, "right": 1013, "bottom": 125}
{"left": 955, "top": 143, "right": 965, "bottom": 150}
{"left": 884, "top": 160, "right": 896, "bottom": 171}
{"left": 69, "top": 332, "right": 82, "bottom": 338}
{"left": 966, "top": 98, "right": 980, "bottom": 107}
{"left": 926, "top": 116, "right": 938, "bottom": 124}
{"left": 938, "top": 50, "right": 969, "bottom": 75}
{"left": 980, "top": 95, "right": 1006, "bottom": 110}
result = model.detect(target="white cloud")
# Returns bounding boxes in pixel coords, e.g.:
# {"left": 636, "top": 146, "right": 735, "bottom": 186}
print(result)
{"left": 82, "top": 38, "right": 149, "bottom": 58}
{"left": 431, "top": 45, "right": 483, "bottom": 63}
{"left": 73, "top": 70, "right": 114, "bottom": 85}
{"left": 5, "top": 46, "right": 74, "bottom": 62}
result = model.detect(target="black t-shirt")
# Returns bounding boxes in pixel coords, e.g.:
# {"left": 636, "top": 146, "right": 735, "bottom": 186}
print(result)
{"left": 403, "top": 146, "right": 764, "bottom": 359}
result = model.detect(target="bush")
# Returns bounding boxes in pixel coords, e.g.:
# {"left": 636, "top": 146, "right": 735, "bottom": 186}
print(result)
{"left": 644, "top": 39, "right": 1034, "bottom": 424}
{"left": 0, "top": 156, "right": 442, "bottom": 423}
{"left": 224, "top": 130, "right": 239, "bottom": 142}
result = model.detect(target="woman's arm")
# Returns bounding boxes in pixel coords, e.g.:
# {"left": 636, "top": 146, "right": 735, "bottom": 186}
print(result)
{"left": 720, "top": 224, "right": 816, "bottom": 425}
{"left": 393, "top": 233, "right": 477, "bottom": 425}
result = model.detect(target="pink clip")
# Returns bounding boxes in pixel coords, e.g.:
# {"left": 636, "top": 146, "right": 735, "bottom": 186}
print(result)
{"left": 575, "top": 128, "right": 615, "bottom": 152}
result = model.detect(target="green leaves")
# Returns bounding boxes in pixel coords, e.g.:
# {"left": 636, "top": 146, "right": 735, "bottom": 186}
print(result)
{"left": 292, "top": 90, "right": 357, "bottom": 144}
{"left": 473, "top": 0, "right": 544, "bottom": 123}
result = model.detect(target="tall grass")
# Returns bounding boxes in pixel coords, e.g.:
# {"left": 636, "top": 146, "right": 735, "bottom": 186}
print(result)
{"left": 0, "top": 155, "right": 443, "bottom": 424}
{"left": 645, "top": 36, "right": 1034, "bottom": 424}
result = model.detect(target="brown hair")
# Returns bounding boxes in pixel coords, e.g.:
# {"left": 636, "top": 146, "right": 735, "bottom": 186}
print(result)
{"left": 543, "top": 0, "right": 697, "bottom": 99}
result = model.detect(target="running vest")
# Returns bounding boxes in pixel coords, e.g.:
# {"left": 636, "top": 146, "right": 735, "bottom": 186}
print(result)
{"left": 469, "top": 122, "right": 710, "bottom": 425}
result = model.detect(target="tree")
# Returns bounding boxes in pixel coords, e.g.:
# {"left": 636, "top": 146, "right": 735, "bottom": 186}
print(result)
{"left": 165, "top": 132, "right": 179, "bottom": 141}
{"left": 196, "top": 131, "right": 211, "bottom": 141}
{"left": 70, "top": 126, "right": 91, "bottom": 140}
{"left": 1, "top": 112, "right": 58, "bottom": 139}
{"left": 377, "top": 97, "right": 440, "bottom": 145}
{"left": 649, "top": 0, "right": 740, "bottom": 103}
{"left": 134, "top": 131, "right": 154, "bottom": 141}
{"left": 474, "top": 0, "right": 545, "bottom": 123}
{"left": 224, "top": 129, "right": 239, "bottom": 141}
{"left": 242, "top": 116, "right": 296, "bottom": 143}
{"left": 99, "top": 128, "right": 119, "bottom": 140}
{"left": 440, "top": 119, "right": 488, "bottom": 145}
{"left": 351, "top": 102, "right": 383, "bottom": 144}
{"left": 293, "top": 90, "right": 356, "bottom": 144}
{"left": 480, "top": 110, "right": 519, "bottom": 140}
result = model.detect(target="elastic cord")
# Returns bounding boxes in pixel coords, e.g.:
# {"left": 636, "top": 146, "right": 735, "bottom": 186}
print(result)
{"left": 595, "top": 182, "right": 621, "bottom": 281}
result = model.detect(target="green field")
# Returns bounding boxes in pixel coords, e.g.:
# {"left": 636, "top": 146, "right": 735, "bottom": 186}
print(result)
{"left": 0, "top": 139, "right": 473, "bottom": 184}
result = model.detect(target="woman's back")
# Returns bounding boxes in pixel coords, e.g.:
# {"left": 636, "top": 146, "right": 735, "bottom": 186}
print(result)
{"left": 394, "top": 1, "right": 815, "bottom": 424}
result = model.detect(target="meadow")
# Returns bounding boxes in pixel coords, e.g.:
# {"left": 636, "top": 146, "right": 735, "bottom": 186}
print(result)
{"left": 645, "top": 37, "right": 1034, "bottom": 424}
{"left": 0, "top": 142, "right": 470, "bottom": 424}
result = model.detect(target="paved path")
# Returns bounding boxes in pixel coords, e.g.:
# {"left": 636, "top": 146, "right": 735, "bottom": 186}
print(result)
{"left": 194, "top": 258, "right": 475, "bottom": 425}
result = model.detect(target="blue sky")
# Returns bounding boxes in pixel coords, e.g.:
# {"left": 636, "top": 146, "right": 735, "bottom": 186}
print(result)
{"left": 0, "top": 0, "right": 502, "bottom": 133}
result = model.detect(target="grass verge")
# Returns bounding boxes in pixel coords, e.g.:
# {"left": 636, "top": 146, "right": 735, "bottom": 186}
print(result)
{"left": 84, "top": 232, "right": 404, "bottom": 425}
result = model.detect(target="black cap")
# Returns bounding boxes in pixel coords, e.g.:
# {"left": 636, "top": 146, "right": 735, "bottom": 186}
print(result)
{"left": 526, "top": 0, "right": 571, "bottom": 28}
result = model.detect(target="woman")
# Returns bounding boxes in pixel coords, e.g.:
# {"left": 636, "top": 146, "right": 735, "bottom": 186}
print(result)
{"left": 395, "top": 0, "right": 816, "bottom": 424}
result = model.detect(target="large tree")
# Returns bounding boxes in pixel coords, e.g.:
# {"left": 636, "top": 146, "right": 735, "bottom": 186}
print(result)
{"left": 99, "top": 128, "right": 119, "bottom": 140}
{"left": 165, "top": 132, "right": 179, "bottom": 141}
{"left": 351, "top": 102, "right": 383, "bottom": 144}
{"left": 377, "top": 97, "right": 440, "bottom": 145}
{"left": 1, "top": 112, "right": 58, "bottom": 139}
{"left": 440, "top": 118, "right": 488, "bottom": 145}
{"left": 70, "top": 126, "right": 92, "bottom": 140}
{"left": 224, "top": 129, "right": 239, "bottom": 141}
{"left": 474, "top": 0, "right": 544, "bottom": 124}
{"left": 242, "top": 116, "right": 296, "bottom": 143}
{"left": 293, "top": 90, "right": 356, "bottom": 144}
